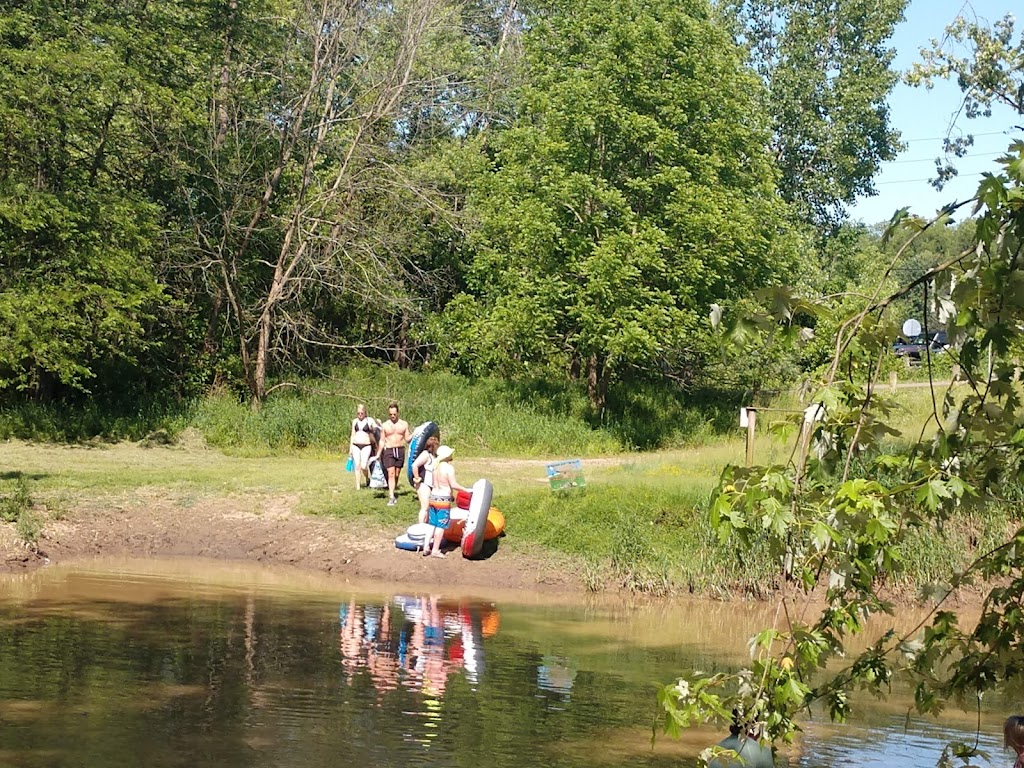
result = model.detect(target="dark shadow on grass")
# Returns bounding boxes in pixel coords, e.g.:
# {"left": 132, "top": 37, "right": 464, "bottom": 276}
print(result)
{"left": 501, "top": 376, "right": 752, "bottom": 450}
{"left": 602, "top": 383, "right": 749, "bottom": 450}
{"left": 0, "top": 471, "right": 48, "bottom": 482}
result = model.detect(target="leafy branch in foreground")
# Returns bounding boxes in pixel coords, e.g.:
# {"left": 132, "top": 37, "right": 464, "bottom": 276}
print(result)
{"left": 660, "top": 142, "right": 1024, "bottom": 767}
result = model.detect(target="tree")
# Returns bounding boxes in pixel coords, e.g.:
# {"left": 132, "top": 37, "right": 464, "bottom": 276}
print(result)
{"left": 183, "top": 0, "right": 517, "bottom": 405}
{"left": 436, "top": 0, "right": 800, "bottom": 412}
{"left": 907, "top": 10, "right": 1024, "bottom": 187}
{"left": 722, "top": 0, "right": 907, "bottom": 228}
{"left": 0, "top": 0, "right": 201, "bottom": 398}
{"left": 657, "top": 15, "right": 1024, "bottom": 763}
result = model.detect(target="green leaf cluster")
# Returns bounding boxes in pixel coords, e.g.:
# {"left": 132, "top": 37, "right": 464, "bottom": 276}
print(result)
{"left": 439, "top": 0, "right": 800, "bottom": 409}
{"left": 661, "top": 136, "right": 1024, "bottom": 760}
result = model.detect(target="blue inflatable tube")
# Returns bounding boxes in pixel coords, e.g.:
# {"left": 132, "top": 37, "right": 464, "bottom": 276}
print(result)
{"left": 406, "top": 421, "right": 440, "bottom": 488}
{"left": 395, "top": 533, "right": 423, "bottom": 552}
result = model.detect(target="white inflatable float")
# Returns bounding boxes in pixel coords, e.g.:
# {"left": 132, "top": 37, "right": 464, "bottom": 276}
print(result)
{"left": 461, "top": 479, "right": 493, "bottom": 559}
{"left": 394, "top": 533, "right": 421, "bottom": 552}
{"left": 394, "top": 522, "right": 435, "bottom": 552}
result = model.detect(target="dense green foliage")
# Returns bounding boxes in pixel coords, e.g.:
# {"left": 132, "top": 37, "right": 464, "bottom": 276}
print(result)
{"left": 723, "top": 0, "right": 907, "bottom": 227}
{"left": 0, "top": 0, "right": 193, "bottom": 398}
{"left": 658, "top": 13, "right": 1024, "bottom": 764}
{"left": 0, "top": 0, "right": 909, "bottom": 414}
{"left": 434, "top": 0, "right": 800, "bottom": 410}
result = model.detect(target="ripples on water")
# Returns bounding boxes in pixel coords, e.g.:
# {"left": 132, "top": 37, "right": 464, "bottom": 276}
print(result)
{"left": 0, "top": 563, "right": 1011, "bottom": 768}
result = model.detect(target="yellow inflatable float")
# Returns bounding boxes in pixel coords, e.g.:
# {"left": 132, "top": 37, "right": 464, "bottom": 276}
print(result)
{"left": 444, "top": 507, "right": 505, "bottom": 543}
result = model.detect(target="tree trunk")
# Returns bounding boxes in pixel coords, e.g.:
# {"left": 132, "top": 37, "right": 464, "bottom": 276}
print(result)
{"left": 203, "top": 288, "right": 224, "bottom": 358}
{"left": 586, "top": 353, "right": 607, "bottom": 414}
{"left": 252, "top": 311, "right": 270, "bottom": 409}
{"left": 213, "top": 0, "right": 238, "bottom": 150}
{"left": 396, "top": 313, "right": 410, "bottom": 368}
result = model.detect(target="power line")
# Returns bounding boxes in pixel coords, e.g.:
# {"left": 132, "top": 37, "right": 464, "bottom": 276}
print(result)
{"left": 875, "top": 171, "right": 989, "bottom": 186}
{"left": 887, "top": 151, "right": 1005, "bottom": 165}
{"left": 900, "top": 130, "right": 1015, "bottom": 143}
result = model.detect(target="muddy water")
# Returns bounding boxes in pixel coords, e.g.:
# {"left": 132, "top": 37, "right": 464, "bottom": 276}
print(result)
{"left": 0, "top": 560, "right": 1008, "bottom": 767}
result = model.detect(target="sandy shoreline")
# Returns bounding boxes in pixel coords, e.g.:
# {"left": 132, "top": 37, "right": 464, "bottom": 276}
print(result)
{"left": 0, "top": 490, "right": 587, "bottom": 594}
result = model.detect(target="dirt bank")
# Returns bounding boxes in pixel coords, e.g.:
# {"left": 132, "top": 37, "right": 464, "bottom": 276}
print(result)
{"left": 0, "top": 491, "right": 586, "bottom": 593}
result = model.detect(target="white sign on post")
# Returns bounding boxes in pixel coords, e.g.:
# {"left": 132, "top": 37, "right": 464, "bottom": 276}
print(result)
{"left": 803, "top": 403, "right": 825, "bottom": 423}
{"left": 902, "top": 318, "right": 922, "bottom": 338}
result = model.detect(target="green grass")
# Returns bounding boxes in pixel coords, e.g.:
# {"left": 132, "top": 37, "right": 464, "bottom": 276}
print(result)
{"left": 177, "top": 366, "right": 628, "bottom": 457}
{"left": 1, "top": 370, "right": 1015, "bottom": 596}
{"left": 0, "top": 364, "right": 753, "bottom": 454}
{"left": 0, "top": 474, "right": 32, "bottom": 523}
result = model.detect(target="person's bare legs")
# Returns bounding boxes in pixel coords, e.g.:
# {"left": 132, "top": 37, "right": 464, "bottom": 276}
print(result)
{"left": 429, "top": 527, "right": 446, "bottom": 557}
{"left": 353, "top": 445, "right": 372, "bottom": 490}
{"left": 386, "top": 466, "right": 399, "bottom": 505}
{"left": 360, "top": 446, "right": 371, "bottom": 489}
{"left": 416, "top": 484, "right": 430, "bottom": 524}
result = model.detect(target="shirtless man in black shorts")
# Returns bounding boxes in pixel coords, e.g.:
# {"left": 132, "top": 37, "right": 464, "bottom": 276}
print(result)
{"left": 375, "top": 401, "right": 412, "bottom": 506}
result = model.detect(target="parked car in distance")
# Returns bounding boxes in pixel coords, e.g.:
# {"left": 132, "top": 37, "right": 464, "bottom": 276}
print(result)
{"left": 894, "top": 331, "right": 947, "bottom": 359}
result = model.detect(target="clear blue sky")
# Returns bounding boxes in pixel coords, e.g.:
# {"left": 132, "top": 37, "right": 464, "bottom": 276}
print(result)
{"left": 847, "top": 0, "right": 1023, "bottom": 226}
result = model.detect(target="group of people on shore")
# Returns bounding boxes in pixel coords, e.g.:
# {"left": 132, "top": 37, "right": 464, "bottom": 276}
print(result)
{"left": 349, "top": 401, "right": 468, "bottom": 558}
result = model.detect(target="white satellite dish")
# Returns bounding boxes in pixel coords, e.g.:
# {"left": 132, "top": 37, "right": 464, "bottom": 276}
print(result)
{"left": 902, "top": 318, "right": 922, "bottom": 338}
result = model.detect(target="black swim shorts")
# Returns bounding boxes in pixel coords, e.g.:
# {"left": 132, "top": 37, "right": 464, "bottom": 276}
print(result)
{"left": 382, "top": 446, "right": 405, "bottom": 470}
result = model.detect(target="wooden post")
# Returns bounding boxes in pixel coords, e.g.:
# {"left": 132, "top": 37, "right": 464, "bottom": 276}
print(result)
{"left": 796, "top": 403, "right": 824, "bottom": 477}
{"left": 889, "top": 370, "right": 898, "bottom": 392}
{"left": 745, "top": 408, "right": 757, "bottom": 467}
{"left": 795, "top": 419, "right": 809, "bottom": 477}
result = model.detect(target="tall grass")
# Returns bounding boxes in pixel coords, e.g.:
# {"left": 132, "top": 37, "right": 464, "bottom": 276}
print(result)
{"left": 189, "top": 366, "right": 768, "bottom": 457}
{"left": 192, "top": 366, "right": 623, "bottom": 457}
{"left": 0, "top": 364, "right": 762, "bottom": 454}
{"left": 0, "top": 399, "right": 186, "bottom": 443}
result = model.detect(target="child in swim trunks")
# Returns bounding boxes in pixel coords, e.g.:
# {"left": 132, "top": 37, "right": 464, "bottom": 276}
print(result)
{"left": 424, "top": 445, "right": 468, "bottom": 558}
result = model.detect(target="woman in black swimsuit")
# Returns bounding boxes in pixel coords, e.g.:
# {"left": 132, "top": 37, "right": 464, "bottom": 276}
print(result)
{"left": 350, "top": 404, "right": 378, "bottom": 489}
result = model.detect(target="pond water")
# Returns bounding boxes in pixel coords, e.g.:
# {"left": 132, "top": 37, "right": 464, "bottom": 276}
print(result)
{"left": 0, "top": 560, "right": 1010, "bottom": 767}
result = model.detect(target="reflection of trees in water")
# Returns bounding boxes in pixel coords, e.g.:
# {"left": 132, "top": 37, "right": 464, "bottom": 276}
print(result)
{"left": 2, "top": 585, "right": 1012, "bottom": 768}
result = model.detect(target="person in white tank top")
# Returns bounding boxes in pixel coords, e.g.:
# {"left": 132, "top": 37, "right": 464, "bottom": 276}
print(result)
{"left": 411, "top": 436, "right": 439, "bottom": 524}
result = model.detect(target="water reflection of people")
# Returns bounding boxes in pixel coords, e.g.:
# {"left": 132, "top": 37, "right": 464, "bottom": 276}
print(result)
{"left": 339, "top": 598, "right": 366, "bottom": 676}
{"left": 417, "top": 596, "right": 452, "bottom": 700}
{"left": 367, "top": 603, "right": 398, "bottom": 699}
{"left": 338, "top": 595, "right": 497, "bottom": 703}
